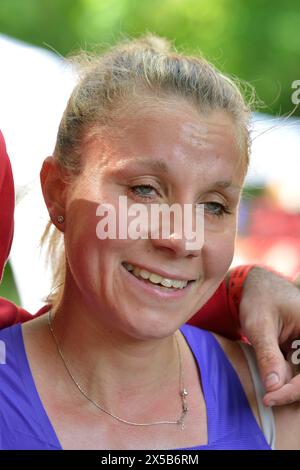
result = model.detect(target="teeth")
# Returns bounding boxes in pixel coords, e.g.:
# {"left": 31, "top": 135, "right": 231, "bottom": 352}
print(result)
{"left": 123, "top": 263, "right": 189, "bottom": 289}
{"left": 140, "top": 269, "right": 151, "bottom": 280}
{"left": 126, "top": 263, "right": 134, "bottom": 271}
{"left": 161, "top": 278, "right": 173, "bottom": 288}
{"left": 133, "top": 267, "right": 141, "bottom": 278}
{"left": 172, "top": 280, "right": 185, "bottom": 288}
{"left": 149, "top": 273, "right": 162, "bottom": 284}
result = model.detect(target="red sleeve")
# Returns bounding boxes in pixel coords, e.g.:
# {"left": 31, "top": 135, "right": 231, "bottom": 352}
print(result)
{"left": 0, "top": 298, "right": 49, "bottom": 329}
{"left": 0, "top": 131, "right": 15, "bottom": 282}
{"left": 187, "top": 280, "right": 242, "bottom": 340}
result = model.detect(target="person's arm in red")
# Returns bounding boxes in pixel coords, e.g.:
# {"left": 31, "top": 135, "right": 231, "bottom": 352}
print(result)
{"left": 0, "top": 298, "right": 49, "bottom": 329}
{"left": 188, "top": 265, "right": 255, "bottom": 339}
{"left": 0, "top": 130, "right": 49, "bottom": 329}
{"left": 187, "top": 280, "right": 241, "bottom": 339}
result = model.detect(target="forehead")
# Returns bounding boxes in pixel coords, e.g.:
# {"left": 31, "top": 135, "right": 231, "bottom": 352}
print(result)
{"left": 83, "top": 100, "right": 245, "bottom": 184}
{"left": 115, "top": 99, "right": 238, "bottom": 144}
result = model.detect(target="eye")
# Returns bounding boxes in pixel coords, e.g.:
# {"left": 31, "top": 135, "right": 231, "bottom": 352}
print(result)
{"left": 203, "top": 202, "right": 231, "bottom": 218}
{"left": 129, "top": 184, "right": 160, "bottom": 200}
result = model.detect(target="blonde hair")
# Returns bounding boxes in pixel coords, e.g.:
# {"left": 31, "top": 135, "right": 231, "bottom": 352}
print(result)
{"left": 44, "top": 33, "right": 253, "bottom": 309}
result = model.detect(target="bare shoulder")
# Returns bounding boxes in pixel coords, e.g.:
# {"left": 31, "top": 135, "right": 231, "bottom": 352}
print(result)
{"left": 21, "top": 313, "right": 60, "bottom": 384}
{"left": 22, "top": 313, "right": 53, "bottom": 358}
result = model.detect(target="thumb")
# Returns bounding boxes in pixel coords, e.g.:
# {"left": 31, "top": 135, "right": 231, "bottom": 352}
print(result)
{"left": 248, "top": 326, "right": 290, "bottom": 392}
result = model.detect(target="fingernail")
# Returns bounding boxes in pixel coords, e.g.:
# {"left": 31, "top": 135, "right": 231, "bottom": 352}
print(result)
{"left": 265, "top": 372, "right": 280, "bottom": 388}
{"left": 268, "top": 400, "right": 276, "bottom": 407}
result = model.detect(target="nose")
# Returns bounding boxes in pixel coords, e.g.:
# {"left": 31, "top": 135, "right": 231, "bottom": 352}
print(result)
{"left": 148, "top": 203, "right": 204, "bottom": 258}
{"left": 150, "top": 230, "right": 202, "bottom": 258}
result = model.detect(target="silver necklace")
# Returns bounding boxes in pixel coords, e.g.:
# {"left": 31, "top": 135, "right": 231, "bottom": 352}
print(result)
{"left": 47, "top": 310, "right": 189, "bottom": 429}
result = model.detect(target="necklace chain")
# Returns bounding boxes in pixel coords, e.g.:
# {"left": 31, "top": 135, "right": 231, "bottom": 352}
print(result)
{"left": 47, "top": 310, "right": 189, "bottom": 429}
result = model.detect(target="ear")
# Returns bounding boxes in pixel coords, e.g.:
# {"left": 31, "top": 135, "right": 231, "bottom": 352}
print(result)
{"left": 40, "top": 156, "right": 68, "bottom": 232}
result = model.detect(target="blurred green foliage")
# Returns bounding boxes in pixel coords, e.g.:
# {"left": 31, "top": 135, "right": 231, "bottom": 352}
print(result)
{"left": 0, "top": 0, "right": 299, "bottom": 116}
{"left": 0, "top": 262, "right": 21, "bottom": 305}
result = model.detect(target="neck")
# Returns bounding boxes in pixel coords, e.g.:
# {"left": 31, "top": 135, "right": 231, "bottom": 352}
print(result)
{"left": 50, "top": 298, "right": 181, "bottom": 416}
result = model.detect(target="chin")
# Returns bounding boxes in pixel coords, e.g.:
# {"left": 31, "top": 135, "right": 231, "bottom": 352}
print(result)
{"left": 121, "top": 310, "right": 183, "bottom": 341}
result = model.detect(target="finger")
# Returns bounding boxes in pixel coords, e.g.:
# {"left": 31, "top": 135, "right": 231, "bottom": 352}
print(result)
{"left": 263, "top": 375, "right": 300, "bottom": 406}
{"left": 249, "top": 326, "right": 290, "bottom": 392}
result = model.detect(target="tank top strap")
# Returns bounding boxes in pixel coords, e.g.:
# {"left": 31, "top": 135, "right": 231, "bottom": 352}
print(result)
{"left": 239, "top": 342, "right": 276, "bottom": 449}
{"left": 180, "top": 324, "right": 271, "bottom": 448}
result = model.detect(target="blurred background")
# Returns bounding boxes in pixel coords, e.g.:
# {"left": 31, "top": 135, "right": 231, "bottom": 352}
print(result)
{"left": 0, "top": 0, "right": 300, "bottom": 312}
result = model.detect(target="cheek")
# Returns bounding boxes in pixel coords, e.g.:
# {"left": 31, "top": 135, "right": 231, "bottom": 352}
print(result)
{"left": 203, "top": 220, "right": 236, "bottom": 280}
{"left": 63, "top": 199, "right": 102, "bottom": 287}
{"left": 65, "top": 218, "right": 98, "bottom": 290}
{"left": 64, "top": 200, "right": 132, "bottom": 293}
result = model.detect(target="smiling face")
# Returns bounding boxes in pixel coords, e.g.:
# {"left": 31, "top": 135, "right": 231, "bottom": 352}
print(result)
{"left": 61, "top": 99, "right": 246, "bottom": 340}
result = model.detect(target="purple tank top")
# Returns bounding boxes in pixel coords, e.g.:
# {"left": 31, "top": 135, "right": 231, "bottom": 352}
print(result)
{"left": 0, "top": 323, "right": 271, "bottom": 450}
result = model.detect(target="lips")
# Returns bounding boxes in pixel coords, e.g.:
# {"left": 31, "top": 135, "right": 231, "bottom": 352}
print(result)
{"left": 122, "top": 262, "right": 193, "bottom": 290}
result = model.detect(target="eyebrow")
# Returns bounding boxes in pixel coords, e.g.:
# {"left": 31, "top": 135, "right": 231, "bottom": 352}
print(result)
{"left": 213, "top": 180, "right": 242, "bottom": 191}
{"left": 124, "top": 157, "right": 169, "bottom": 173}
{"left": 116, "top": 157, "right": 241, "bottom": 190}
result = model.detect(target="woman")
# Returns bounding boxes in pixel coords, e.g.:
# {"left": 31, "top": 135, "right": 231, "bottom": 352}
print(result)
{"left": 0, "top": 35, "right": 299, "bottom": 449}
{"left": 1, "top": 129, "right": 300, "bottom": 411}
